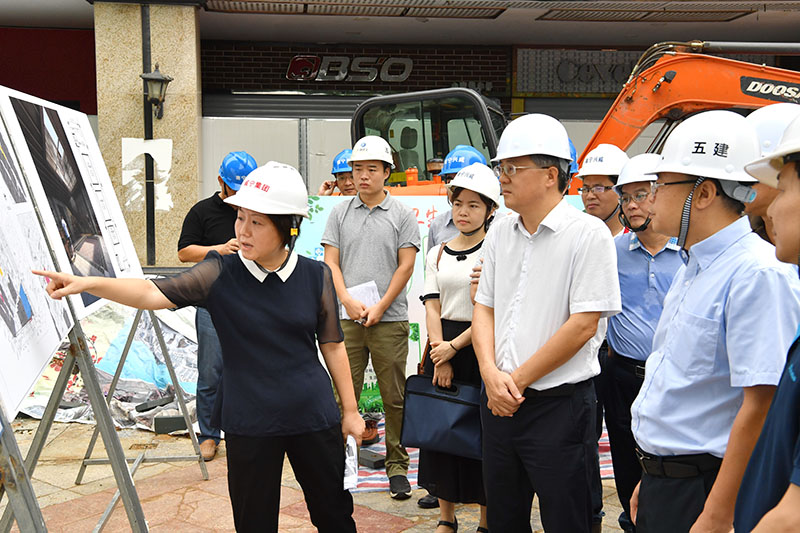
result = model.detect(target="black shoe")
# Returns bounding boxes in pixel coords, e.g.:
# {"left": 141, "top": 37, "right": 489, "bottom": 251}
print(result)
{"left": 388, "top": 474, "right": 412, "bottom": 500}
{"left": 618, "top": 511, "right": 636, "bottom": 532}
{"left": 418, "top": 493, "right": 439, "bottom": 508}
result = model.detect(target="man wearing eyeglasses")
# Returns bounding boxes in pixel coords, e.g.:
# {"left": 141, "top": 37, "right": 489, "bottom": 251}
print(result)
{"left": 604, "top": 154, "right": 683, "bottom": 532}
{"left": 629, "top": 111, "right": 800, "bottom": 533}
{"left": 577, "top": 144, "right": 631, "bottom": 238}
{"left": 473, "top": 114, "right": 621, "bottom": 533}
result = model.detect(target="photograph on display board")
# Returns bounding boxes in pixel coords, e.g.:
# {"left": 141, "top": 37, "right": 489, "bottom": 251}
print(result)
{"left": 0, "top": 86, "right": 143, "bottom": 319}
{"left": 0, "top": 110, "right": 73, "bottom": 420}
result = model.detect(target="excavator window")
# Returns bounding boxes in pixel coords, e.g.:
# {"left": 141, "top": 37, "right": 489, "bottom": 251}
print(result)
{"left": 360, "top": 94, "right": 493, "bottom": 181}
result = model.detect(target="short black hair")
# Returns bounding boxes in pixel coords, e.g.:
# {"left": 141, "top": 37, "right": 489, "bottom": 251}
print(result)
{"left": 451, "top": 186, "right": 495, "bottom": 219}
{"left": 267, "top": 214, "right": 301, "bottom": 247}
{"left": 529, "top": 155, "right": 570, "bottom": 193}
{"left": 709, "top": 179, "right": 745, "bottom": 215}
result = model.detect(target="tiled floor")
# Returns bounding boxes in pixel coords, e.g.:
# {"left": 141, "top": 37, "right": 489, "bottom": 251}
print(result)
{"left": 1, "top": 419, "right": 624, "bottom": 531}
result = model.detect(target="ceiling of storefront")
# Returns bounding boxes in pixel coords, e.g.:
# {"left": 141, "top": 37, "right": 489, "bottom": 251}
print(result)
{"left": 2, "top": 0, "right": 800, "bottom": 47}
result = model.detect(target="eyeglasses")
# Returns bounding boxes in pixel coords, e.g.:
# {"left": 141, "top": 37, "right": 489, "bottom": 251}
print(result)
{"left": 577, "top": 185, "right": 615, "bottom": 195}
{"left": 619, "top": 191, "right": 651, "bottom": 206}
{"left": 650, "top": 179, "right": 699, "bottom": 196}
{"left": 492, "top": 163, "right": 539, "bottom": 178}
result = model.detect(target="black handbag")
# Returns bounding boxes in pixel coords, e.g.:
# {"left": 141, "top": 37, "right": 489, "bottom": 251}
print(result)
{"left": 400, "top": 374, "right": 482, "bottom": 461}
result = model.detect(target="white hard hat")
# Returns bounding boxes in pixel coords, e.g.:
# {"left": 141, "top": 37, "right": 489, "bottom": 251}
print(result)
{"left": 492, "top": 114, "right": 572, "bottom": 162}
{"left": 745, "top": 114, "right": 800, "bottom": 187}
{"left": 349, "top": 135, "right": 395, "bottom": 169}
{"left": 576, "top": 144, "right": 630, "bottom": 178}
{"left": 655, "top": 110, "right": 758, "bottom": 184}
{"left": 613, "top": 153, "right": 661, "bottom": 194}
{"left": 745, "top": 103, "right": 800, "bottom": 157}
{"left": 446, "top": 163, "right": 502, "bottom": 207}
{"left": 224, "top": 161, "right": 309, "bottom": 217}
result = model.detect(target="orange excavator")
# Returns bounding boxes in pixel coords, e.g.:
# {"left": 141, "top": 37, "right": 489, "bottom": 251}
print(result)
{"left": 571, "top": 40, "right": 800, "bottom": 193}
{"left": 350, "top": 41, "right": 800, "bottom": 196}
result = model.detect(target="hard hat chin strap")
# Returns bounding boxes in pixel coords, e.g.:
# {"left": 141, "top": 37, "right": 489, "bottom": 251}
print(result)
{"left": 677, "top": 177, "right": 706, "bottom": 250}
{"left": 619, "top": 209, "right": 651, "bottom": 233}
{"left": 268, "top": 215, "right": 302, "bottom": 275}
{"left": 602, "top": 203, "right": 620, "bottom": 224}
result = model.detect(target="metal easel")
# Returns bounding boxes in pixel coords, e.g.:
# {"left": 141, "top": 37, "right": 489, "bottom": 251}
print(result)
{"left": 0, "top": 395, "right": 47, "bottom": 532}
{"left": 0, "top": 109, "right": 147, "bottom": 532}
{"left": 74, "top": 308, "right": 208, "bottom": 532}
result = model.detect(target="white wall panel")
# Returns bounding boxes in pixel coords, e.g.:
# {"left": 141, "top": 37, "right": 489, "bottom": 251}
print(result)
{"left": 200, "top": 117, "right": 299, "bottom": 200}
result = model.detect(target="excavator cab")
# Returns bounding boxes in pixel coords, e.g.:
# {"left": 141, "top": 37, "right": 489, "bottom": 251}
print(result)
{"left": 351, "top": 88, "right": 506, "bottom": 186}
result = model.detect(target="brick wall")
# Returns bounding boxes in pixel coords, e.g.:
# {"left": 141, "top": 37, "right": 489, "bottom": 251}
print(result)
{"left": 201, "top": 41, "right": 511, "bottom": 109}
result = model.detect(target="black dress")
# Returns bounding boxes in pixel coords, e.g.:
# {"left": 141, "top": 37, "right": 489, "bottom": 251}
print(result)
{"left": 418, "top": 243, "right": 486, "bottom": 505}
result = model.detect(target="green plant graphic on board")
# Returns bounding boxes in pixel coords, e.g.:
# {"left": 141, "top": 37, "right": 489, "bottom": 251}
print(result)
{"left": 303, "top": 195, "right": 326, "bottom": 259}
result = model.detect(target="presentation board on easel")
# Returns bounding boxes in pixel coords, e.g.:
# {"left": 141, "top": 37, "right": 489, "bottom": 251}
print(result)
{"left": 0, "top": 85, "right": 143, "bottom": 421}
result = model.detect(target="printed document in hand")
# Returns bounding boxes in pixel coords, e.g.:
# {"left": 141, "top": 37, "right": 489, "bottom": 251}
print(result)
{"left": 341, "top": 281, "right": 380, "bottom": 320}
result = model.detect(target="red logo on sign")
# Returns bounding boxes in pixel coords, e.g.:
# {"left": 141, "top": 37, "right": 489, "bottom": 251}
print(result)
{"left": 286, "top": 55, "right": 321, "bottom": 81}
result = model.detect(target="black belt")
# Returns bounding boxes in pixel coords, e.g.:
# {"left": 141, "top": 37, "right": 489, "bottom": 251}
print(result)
{"left": 613, "top": 353, "right": 646, "bottom": 379}
{"left": 523, "top": 379, "right": 591, "bottom": 399}
{"left": 636, "top": 448, "right": 722, "bottom": 479}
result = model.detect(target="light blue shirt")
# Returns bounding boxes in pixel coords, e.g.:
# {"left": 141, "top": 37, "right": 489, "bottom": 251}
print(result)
{"left": 607, "top": 233, "right": 683, "bottom": 361}
{"left": 428, "top": 209, "right": 459, "bottom": 249}
{"left": 631, "top": 217, "right": 800, "bottom": 458}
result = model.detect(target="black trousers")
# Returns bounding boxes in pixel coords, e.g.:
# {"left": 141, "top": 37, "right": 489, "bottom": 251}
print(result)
{"left": 225, "top": 425, "right": 356, "bottom": 533}
{"left": 604, "top": 353, "right": 645, "bottom": 518}
{"left": 481, "top": 381, "right": 596, "bottom": 533}
{"left": 590, "top": 343, "right": 609, "bottom": 524}
{"left": 637, "top": 467, "right": 719, "bottom": 533}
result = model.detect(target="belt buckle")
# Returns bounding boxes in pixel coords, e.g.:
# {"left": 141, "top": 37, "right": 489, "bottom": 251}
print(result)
{"left": 635, "top": 365, "right": 646, "bottom": 379}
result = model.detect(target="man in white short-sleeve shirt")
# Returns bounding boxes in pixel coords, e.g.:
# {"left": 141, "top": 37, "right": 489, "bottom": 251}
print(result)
{"left": 473, "top": 114, "right": 621, "bottom": 533}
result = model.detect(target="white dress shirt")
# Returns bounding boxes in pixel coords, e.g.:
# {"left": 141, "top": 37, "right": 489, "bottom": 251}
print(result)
{"left": 475, "top": 200, "right": 621, "bottom": 390}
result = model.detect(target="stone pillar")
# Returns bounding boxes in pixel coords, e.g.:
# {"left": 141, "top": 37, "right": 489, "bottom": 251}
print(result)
{"left": 94, "top": 2, "right": 200, "bottom": 267}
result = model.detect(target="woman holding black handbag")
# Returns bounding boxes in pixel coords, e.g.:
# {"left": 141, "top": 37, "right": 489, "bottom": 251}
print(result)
{"left": 418, "top": 163, "right": 500, "bottom": 533}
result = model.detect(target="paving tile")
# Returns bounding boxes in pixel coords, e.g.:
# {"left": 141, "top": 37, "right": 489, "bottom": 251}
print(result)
{"left": 149, "top": 519, "right": 214, "bottom": 532}
{"left": 40, "top": 489, "right": 117, "bottom": 526}
{"left": 7, "top": 421, "right": 625, "bottom": 532}
{"left": 191, "top": 472, "right": 230, "bottom": 498}
{"left": 279, "top": 486, "right": 306, "bottom": 508}
{"left": 352, "top": 504, "right": 417, "bottom": 532}
{"left": 180, "top": 492, "right": 236, "bottom": 530}
{"left": 278, "top": 513, "right": 314, "bottom": 530}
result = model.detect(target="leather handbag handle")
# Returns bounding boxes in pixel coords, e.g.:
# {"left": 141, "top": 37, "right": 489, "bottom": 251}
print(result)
{"left": 418, "top": 242, "right": 448, "bottom": 374}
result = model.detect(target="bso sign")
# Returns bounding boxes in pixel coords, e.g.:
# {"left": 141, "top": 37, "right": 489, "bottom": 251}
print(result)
{"left": 286, "top": 55, "right": 413, "bottom": 82}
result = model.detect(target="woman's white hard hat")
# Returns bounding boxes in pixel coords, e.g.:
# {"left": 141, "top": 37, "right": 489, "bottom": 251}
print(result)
{"left": 446, "top": 163, "right": 502, "bottom": 207}
{"left": 224, "top": 161, "right": 309, "bottom": 217}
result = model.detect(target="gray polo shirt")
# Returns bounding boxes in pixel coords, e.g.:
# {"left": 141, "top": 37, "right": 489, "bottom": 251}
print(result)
{"left": 321, "top": 191, "right": 421, "bottom": 322}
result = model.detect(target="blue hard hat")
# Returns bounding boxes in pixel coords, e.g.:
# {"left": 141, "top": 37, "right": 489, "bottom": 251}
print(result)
{"left": 331, "top": 149, "right": 353, "bottom": 175}
{"left": 219, "top": 151, "right": 257, "bottom": 191}
{"left": 441, "top": 145, "right": 487, "bottom": 176}
{"left": 568, "top": 139, "right": 578, "bottom": 175}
